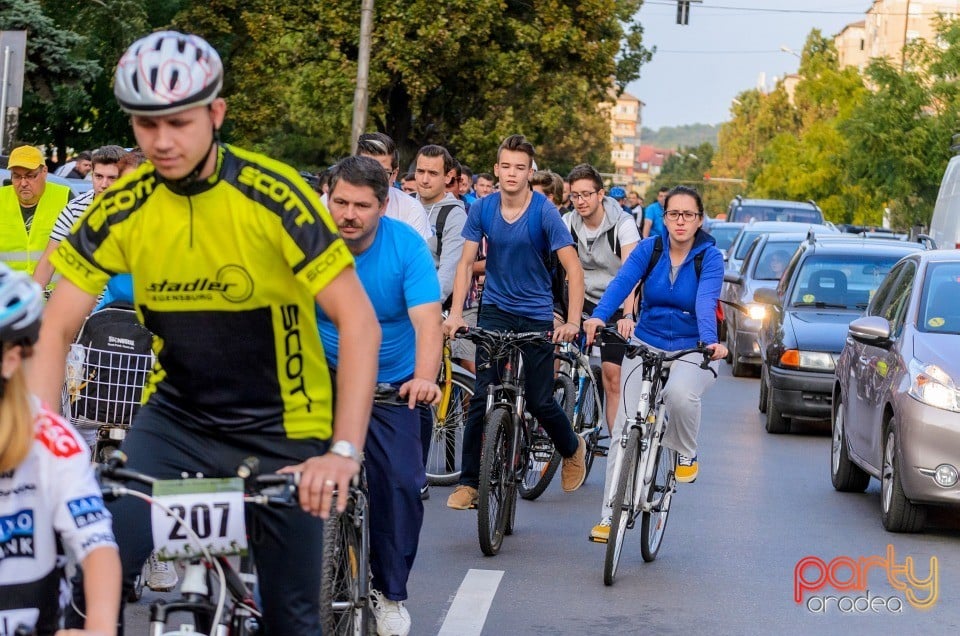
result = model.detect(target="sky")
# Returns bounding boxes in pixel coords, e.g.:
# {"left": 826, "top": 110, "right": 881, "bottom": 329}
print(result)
{"left": 627, "top": 1, "right": 872, "bottom": 130}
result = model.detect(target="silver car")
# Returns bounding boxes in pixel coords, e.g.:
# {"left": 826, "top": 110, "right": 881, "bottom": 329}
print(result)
{"left": 721, "top": 233, "right": 803, "bottom": 377}
{"left": 832, "top": 250, "right": 960, "bottom": 532}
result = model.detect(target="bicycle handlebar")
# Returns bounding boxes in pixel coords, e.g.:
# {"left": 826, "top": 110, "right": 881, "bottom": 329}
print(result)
{"left": 599, "top": 327, "right": 717, "bottom": 375}
{"left": 454, "top": 326, "right": 553, "bottom": 345}
{"left": 97, "top": 451, "right": 300, "bottom": 506}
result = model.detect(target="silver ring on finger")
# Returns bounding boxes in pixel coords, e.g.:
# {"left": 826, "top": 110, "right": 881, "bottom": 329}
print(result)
{"left": 325, "top": 480, "right": 336, "bottom": 487}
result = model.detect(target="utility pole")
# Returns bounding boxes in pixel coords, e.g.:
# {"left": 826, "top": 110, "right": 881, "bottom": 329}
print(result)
{"left": 350, "top": 0, "right": 374, "bottom": 153}
{"left": 901, "top": 0, "right": 912, "bottom": 71}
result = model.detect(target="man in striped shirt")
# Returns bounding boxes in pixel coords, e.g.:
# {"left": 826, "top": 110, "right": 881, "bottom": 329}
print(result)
{"left": 32, "top": 145, "right": 125, "bottom": 289}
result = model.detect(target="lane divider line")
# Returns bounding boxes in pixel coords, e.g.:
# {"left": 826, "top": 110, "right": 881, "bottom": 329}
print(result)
{"left": 437, "top": 568, "right": 505, "bottom": 636}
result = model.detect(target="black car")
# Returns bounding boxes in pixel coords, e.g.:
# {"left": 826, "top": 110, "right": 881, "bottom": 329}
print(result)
{"left": 754, "top": 234, "right": 926, "bottom": 433}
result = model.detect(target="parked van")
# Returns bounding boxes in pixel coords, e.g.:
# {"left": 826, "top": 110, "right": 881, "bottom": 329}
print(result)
{"left": 930, "top": 153, "right": 960, "bottom": 249}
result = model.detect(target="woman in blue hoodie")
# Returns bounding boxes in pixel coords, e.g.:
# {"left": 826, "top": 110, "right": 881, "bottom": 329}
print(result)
{"left": 584, "top": 185, "right": 726, "bottom": 539}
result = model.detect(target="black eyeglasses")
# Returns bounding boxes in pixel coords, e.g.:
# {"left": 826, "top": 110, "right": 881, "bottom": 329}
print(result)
{"left": 665, "top": 210, "right": 701, "bottom": 222}
{"left": 570, "top": 191, "right": 597, "bottom": 202}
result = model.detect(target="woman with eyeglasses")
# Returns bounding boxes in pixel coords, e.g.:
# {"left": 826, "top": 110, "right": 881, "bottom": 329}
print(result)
{"left": 582, "top": 185, "right": 726, "bottom": 537}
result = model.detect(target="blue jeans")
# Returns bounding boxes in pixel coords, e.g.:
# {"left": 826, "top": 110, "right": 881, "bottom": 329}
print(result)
{"left": 459, "top": 304, "right": 579, "bottom": 488}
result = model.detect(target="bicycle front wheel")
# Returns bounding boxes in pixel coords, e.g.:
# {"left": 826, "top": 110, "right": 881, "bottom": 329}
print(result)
{"left": 518, "top": 375, "right": 573, "bottom": 500}
{"left": 478, "top": 407, "right": 515, "bottom": 556}
{"left": 426, "top": 372, "right": 474, "bottom": 486}
{"left": 604, "top": 427, "right": 641, "bottom": 586}
{"left": 320, "top": 500, "right": 369, "bottom": 635}
{"left": 640, "top": 444, "right": 676, "bottom": 562}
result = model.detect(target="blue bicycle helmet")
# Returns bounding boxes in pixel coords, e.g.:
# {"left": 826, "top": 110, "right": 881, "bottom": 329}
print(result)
{"left": 0, "top": 263, "right": 44, "bottom": 346}
{"left": 609, "top": 186, "right": 626, "bottom": 199}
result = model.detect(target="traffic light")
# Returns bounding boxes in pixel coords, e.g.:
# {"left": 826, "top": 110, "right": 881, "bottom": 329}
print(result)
{"left": 676, "top": 0, "right": 703, "bottom": 25}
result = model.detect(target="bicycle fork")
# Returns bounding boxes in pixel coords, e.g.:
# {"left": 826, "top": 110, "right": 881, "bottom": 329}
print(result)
{"left": 605, "top": 379, "right": 653, "bottom": 512}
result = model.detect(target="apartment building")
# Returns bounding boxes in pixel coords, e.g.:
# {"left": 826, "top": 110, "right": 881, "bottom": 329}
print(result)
{"left": 610, "top": 91, "right": 643, "bottom": 188}
{"left": 835, "top": 1, "right": 960, "bottom": 70}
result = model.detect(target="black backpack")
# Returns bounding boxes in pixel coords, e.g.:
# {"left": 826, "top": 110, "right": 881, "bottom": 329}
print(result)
{"left": 67, "top": 303, "right": 154, "bottom": 425}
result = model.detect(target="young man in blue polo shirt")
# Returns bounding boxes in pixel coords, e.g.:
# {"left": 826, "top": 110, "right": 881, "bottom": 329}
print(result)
{"left": 443, "top": 134, "right": 588, "bottom": 510}
{"left": 318, "top": 155, "right": 443, "bottom": 636}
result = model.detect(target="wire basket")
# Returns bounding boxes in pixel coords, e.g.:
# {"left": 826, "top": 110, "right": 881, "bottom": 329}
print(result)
{"left": 62, "top": 343, "right": 155, "bottom": 446}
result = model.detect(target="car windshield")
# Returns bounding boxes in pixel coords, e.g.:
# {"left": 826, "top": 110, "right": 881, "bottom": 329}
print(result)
{"left": 708, "top": 226, "right": 741, "bottom": 251}
{"left": 753, "top": 241, "right": 800, "bottom": 280}
{"left": 918, "top": 261, "right": 960, "bottom": 335}
{"left": 788, "top": 254, "right": 898, "bottom": 310}
{"left": 734, "top": 206, "right": 822, "bottom": 224}
{"left": 734, "top": 231, "right": 764, "bottom": 259}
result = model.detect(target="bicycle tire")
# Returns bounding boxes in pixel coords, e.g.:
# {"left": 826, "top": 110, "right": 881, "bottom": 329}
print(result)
{"left": 478, "top": 407, "right": 514, "bottom": 556}
{"left": 640, "top": 443, "right": 675, "bottom": 562}
{"left": 577, "top": 370, "right": 603, "bottom": 480}
{"left": 320, "top": 499, "right": 369, "bottom": 635}
{"left": 426, "top": 372, "right": 474, "bottom": 486}
{"left": 518, "top": 375, "right": 573, "bottom": 500}
{"left": 604, "top": 427, "right": 641, "bottom": 586}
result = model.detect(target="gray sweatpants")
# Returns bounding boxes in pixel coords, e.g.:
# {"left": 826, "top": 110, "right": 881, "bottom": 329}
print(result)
{"left": 600, "top": 341, "right": 718, "bottom": 517}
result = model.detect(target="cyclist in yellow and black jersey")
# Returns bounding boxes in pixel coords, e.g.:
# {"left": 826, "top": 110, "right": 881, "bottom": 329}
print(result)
{"left": 28, "top": 31, "right": 380, "bottom": 635}
{"left": 54, "top": 142, "right": 348, "bottom": 439}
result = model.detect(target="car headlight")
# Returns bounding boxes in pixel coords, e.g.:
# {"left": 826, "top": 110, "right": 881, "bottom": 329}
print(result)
{"left": 747, "top": 303, "right": 767, "bottom": 321}
{"left": 779, "top": 349, "right": 836, "bottom": 371}
{"left": 908, "top": 359, "right": 960, "bottom": 412}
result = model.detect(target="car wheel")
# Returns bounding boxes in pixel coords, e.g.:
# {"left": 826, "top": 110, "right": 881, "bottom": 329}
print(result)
{"left": 880, "top": 420, "right": 926, "bottom": 533}
{"left": 758, "top": 365, "right": 768, "bottom": 413}
{"left": 765, "top": 379, "right": 790, "bottom": 434}
{"left": 830, "top": 394, "right": 870, "bottom": 492}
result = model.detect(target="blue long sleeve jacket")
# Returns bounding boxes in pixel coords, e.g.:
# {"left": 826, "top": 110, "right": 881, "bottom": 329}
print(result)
{"left": 592, "top": 229, "right": 724, "bottom": 351}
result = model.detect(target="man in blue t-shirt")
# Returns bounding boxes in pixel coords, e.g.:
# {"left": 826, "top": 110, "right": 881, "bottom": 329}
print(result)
{"left": 643, "top": 186, "right": 669, "bottom": 239}
{"left": 317, "top": 156, "right": 442, "bottom": 636}
{"left": 442, "top": 134, "right": 588, "bottom": 511}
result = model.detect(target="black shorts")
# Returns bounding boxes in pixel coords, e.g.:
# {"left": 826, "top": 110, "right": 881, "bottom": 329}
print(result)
{"left": 584, "top": 299, "right": 626, "bottom": 366}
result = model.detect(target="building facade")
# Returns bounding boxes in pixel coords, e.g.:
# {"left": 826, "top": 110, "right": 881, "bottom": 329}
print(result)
{"left": 609, "top": 91, "right": 643, "bottom": 189}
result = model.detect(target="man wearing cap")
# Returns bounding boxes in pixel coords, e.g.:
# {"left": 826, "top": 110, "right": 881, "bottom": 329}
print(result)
{"left": 0, "top": 145, "right": 71, "bottom": 274}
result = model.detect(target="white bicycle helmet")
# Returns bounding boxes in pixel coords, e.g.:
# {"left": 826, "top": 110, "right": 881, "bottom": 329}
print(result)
{"left": 114, "top": 31, "right": 223, "bottom": 116}
{"left": 0, "top": 263, "right": 43, "bottom": 346}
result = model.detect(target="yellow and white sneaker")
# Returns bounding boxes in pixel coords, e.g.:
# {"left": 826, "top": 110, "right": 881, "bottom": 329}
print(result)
{"left": 676, "top": 454, "right": 698, "bottom": 483}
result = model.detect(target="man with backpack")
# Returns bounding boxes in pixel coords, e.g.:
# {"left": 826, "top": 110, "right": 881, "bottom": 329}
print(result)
{"left": 443, "top": 134, "right": 587, "bottom": 510}
{"left": 560, "top": 164, "right": 640, "bottom": 543}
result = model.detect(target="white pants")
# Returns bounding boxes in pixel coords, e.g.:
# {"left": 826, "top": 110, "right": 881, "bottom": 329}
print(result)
{"left": 600, "top": 342, "right": 718, "bottom": 517}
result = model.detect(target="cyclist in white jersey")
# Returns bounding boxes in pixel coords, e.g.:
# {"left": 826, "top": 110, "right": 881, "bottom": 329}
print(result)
{"left": 0, "top": 263, "right": 120, "bottom": 636}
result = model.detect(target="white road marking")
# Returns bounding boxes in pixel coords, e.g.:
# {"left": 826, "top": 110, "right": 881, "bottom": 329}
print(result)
{"left": 437, "top": 568, "right": 504, "bottom": 636}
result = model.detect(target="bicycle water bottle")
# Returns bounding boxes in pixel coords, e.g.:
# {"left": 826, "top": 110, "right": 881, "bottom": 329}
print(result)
{"left": 65, "top": 344, "right": 85, "bottom": 394}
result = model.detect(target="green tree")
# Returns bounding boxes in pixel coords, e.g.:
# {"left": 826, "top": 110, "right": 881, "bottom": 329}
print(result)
{"left": 172, "top": 0, "right": 651, "bottom": 172}
{"left": 0, "top": 0, "right": 99, "bottom": 162}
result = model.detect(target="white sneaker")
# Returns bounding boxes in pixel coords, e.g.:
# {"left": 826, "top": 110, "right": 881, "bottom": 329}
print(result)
{"left": 370, "top": 588, "right": 411, "bottom": 636}
{"left": 145, "top": 551, "right": 178, "bottom": 592}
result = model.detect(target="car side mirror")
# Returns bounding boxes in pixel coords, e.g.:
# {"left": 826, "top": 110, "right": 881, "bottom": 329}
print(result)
{"left": 723, "top": 272, "right": 743, "bottom": 285}
{"left": 847, "top": 315, "right": 892, "bottom": 347}
{"left": 753, "top": 287, "right": 780, "bottom": 307}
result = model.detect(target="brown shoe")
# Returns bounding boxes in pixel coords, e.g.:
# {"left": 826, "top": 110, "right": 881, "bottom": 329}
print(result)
{"left": 446, "top": 485, "right": 479, "bottom": 510}
{"left": 561, "top": 436, "right": 587, "bottom": 492}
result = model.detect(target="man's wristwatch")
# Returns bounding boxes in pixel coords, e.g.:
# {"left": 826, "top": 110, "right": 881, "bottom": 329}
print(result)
{"left": 623, "top": 313, "right": 636, "bottom": 321}
{"left": 329, "top": 440, "right": 362, "bottom": 464}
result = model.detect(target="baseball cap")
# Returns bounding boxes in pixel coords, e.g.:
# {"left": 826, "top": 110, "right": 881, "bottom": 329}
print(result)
{"left": 8, "top": 146, "right": 45, "bottom": 170}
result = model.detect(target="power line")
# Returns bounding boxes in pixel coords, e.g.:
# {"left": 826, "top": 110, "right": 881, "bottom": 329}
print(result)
{"left": 644, "top": 0, "right": 960, "bottom": 17}
{"left": 655, "top": 49, "right": 784, "bottom": 54}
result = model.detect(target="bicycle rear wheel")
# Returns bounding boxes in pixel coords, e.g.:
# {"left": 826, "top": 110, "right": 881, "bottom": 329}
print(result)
{"left": 519, "top": 375, "right": 573, "bottom": 500}
{"left": 426, "top": 372, "right": 474, "bottom": 486}
{"left": 576, "top": 370, "right": 603, "bottom": 480}
{"left": 478, "top": 407, "right": 514, "bottom": 556}
{"left": 640, "top": 443, "right": 675, "bottom": 562}
{"left": 603, "top": 427, "right": 641, "bottom": 586}
{"left": 320, "top": 498, "right": 369, "bottom": 635}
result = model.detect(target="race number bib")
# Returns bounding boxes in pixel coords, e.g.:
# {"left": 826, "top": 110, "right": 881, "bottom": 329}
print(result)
{"left": 151, "top": 478, "right": 246, "bottom": 560}
{"left": 0, "top": 609, "right": 39, "bottom": 636}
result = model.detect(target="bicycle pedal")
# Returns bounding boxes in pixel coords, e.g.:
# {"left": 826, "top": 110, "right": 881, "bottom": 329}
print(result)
{"left": 588, "top": 535, "right": 608, "bottom": 544}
